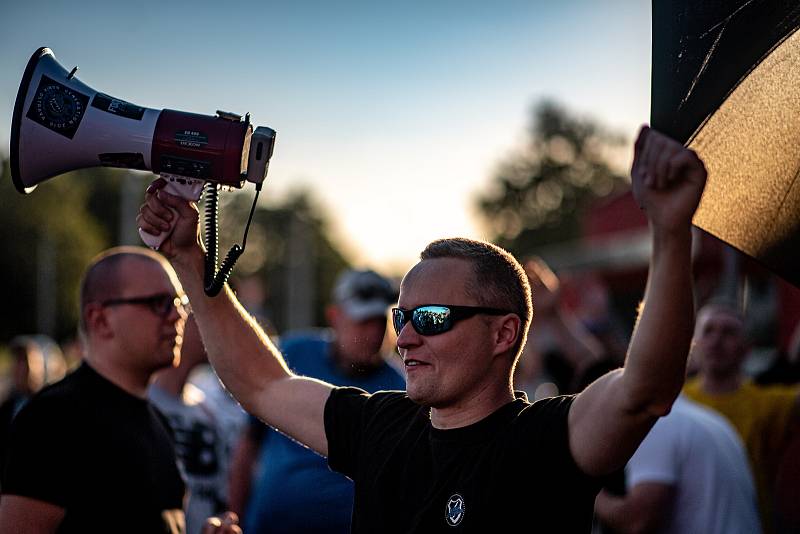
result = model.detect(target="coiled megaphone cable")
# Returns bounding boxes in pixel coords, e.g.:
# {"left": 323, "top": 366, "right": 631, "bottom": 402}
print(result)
{"left": 202, "top": 182, "right": 261, "bottom": 297}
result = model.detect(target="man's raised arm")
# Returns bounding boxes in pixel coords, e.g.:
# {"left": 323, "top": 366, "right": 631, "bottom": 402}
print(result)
{"left": 137, "top": 180, "right": 332, "bottom": 456}
{"left": 568, "top": 127, "right": 707, "bottom": 476}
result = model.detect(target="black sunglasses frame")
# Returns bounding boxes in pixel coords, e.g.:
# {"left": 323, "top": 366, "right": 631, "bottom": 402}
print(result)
{"left": 101, "top": 293, "right": 190, "bottom": 317}
{"left": 391, "top": 304, "right": 514, "bottom": 337}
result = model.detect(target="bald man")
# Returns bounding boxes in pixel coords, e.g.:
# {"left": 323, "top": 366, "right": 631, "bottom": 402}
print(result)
{"left": 0, "top": 247, "right": 188, "bottom": 534}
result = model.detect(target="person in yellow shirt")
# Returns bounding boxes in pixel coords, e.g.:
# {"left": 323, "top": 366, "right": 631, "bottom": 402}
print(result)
{"left": 684, "top": 302, "right": 800, "bottom": 534}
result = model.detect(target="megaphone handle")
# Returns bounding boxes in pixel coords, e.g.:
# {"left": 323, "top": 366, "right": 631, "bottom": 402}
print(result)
{"left": 139, "top": 178, "right": 205, "bottom": 249}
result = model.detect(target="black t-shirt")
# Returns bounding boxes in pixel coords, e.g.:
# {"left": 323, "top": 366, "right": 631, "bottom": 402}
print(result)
{"left": 2, "top": 363, "right": 186, "bottom": 534}
{"left": 325, "top": 388, "right": 602, "bottom": 533}
{"left": 0, "top": 391, "right": 28, "bottom": 483}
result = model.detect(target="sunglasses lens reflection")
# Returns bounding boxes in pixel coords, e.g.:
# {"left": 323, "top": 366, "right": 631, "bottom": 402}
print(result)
{"left": 393, "top": 306, "right": 455, "bottom": 336}
{"left": 392, "top": 309, "right": 406, "bottom": 336}
{"left": 413, "top": 306, "right": 451, "bottom": 335}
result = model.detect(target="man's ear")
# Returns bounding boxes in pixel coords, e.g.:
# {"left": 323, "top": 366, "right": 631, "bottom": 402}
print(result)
{"left": 84, "top": 303, "right": 114, "bottom": 339}
{"left": 493, "top": 314, "right": 521, "bottom": 357}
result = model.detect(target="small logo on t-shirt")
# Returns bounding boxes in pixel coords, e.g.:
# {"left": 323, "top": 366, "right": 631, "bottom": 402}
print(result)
{"left": 445, "top": 493, "right": 465, "bottom": 527}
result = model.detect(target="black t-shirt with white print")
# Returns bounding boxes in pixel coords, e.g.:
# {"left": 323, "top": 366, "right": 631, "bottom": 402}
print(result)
{"left": 325, "top": 387, "right": 602, "bottom": 533}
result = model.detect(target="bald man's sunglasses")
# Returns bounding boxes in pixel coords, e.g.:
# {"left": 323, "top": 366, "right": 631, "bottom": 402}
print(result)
{"left": 391, "top": 305, "right": 513, "bottom": 336}
{"left": 102, "top": 293, "right": 190, "bottom": 317}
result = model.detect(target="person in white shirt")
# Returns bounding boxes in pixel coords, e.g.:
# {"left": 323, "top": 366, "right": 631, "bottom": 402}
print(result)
{"left": 595, "top": 395, "right": 762, "bottom": 534}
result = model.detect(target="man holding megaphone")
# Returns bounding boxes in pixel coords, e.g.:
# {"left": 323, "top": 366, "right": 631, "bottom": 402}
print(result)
{"left": 137, "top": 126, "right": 708, "bottom": 533}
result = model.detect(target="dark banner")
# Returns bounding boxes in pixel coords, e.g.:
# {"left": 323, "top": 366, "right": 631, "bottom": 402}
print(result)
{"left": 651, "top": 0, "right": 800, "bottom": 287}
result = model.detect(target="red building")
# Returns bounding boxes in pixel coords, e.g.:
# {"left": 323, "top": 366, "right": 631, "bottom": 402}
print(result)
{"left": 538, "top": 189, "right": 800, "bottom": 356}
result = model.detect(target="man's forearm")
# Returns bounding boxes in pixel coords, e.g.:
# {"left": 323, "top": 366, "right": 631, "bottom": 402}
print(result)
{"left": 171, "top": 249, "right": 291, "bottom": 415}
{"left": 595, "top": 487, "right": 668, "bottom": 534}
{"left": 595, "top": 489, "right": 630, "bottom": 532}
{"left": 0, "top": 496, "right": 65, "bottom": 534}
{"left": 623, "top": 226, "right": 694, "bottom": 415}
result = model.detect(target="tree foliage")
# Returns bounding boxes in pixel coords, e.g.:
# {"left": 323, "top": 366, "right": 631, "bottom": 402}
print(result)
{"left": 0, "top": 160, "right": 109, "bottom": 342}
{"left": 477, "top": 100, "right": 629, "bottom": 256}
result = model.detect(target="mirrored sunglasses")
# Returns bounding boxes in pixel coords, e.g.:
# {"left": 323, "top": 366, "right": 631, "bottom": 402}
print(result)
{"left": 391, "top": 304, "right": 513, "bottom": 337}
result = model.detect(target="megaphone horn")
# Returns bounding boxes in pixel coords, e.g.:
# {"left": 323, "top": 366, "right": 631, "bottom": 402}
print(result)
{"left": 11, "top": 47, "right": 277, "bottom": 296}
{"left": 13, "top": 47, "right": 152, "bottom": 193}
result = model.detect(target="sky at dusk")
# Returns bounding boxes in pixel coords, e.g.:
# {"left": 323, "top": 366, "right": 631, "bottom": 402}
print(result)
{"left": 0, "top": 0, "right": 652, "bottom": 275}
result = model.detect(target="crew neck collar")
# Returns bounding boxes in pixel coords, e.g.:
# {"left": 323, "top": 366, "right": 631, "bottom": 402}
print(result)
{"left": 429, "top": 392, "right": 528, "bottom": 444}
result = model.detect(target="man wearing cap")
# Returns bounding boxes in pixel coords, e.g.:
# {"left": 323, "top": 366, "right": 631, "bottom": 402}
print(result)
{"left": 231, "top": 269, "right": 405, "bottom": 534}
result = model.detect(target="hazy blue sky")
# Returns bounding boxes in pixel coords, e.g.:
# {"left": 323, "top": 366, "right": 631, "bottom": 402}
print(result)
{"left": 1, "top": 0, "right": 651, "bottom": 273}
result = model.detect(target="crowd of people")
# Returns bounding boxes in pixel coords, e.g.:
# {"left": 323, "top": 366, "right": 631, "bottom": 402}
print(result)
{"left": 0, "top": 126, "right": 797, "bottom": 533}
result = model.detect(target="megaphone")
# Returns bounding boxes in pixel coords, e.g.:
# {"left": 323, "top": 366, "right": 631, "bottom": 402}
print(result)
{"left": 11, "top": 47, "right": 277, "bottom": 296}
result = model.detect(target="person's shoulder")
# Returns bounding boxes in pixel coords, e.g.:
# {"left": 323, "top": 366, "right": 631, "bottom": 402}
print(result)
{"left": 325, "top": 388, "right": 421, "bottom": 451}
{"left": 330, "top": 387, "right": 416, "bottom": 420}
{"left": 334, "top": 387, "right": 410, "bottom": 407}
{"left": 509, "top": 395, "right": 592, "bottom": 481}
{"left": 520, "top": 394, "right": 575, "bottom": 419}
{"left": 506, "top": 395, "right": 575, "bottom": 442}
{"left": 18, "top": 367, "right": 85, "bottom": 415}
{"left": 8, "top": 377, "right": 82, "bottom": 440}
{"left": 367, "top": 389, "right": 414, "bottom": 409}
